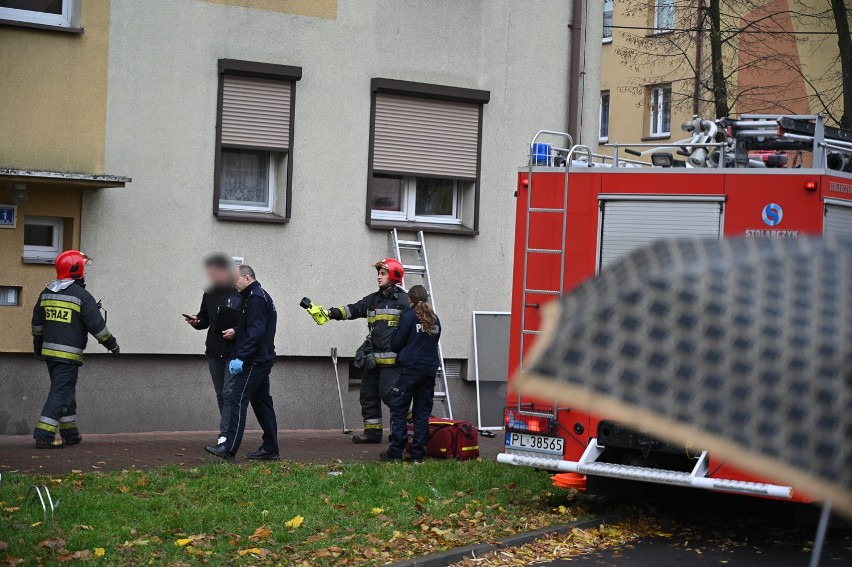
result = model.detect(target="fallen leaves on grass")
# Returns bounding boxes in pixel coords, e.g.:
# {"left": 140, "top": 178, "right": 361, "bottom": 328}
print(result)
{"left": 284, "top": 515, "right": 304, "bottom": 529}
{"left": 249, "top": 526, "right": 272, "bottom": 542}
{"left": 93, "top": 548, "right": 105, "bottom": 557}
{"left": 371, "top": 507, "right": 385, "bottom": 515}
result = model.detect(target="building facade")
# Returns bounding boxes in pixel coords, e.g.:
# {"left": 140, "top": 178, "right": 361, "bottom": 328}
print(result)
{"left": 598, "top": 0, "right": 843, "bottom": 153}
{"left": 1, "top": 0, "right": 602, "bottom": 435}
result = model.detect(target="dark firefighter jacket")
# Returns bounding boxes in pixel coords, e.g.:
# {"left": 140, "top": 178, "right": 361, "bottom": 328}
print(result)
{"left": 390, "top": 309, "right": 442, "bottom": 376}
{"left": 31, "top": 279, "right": 117, "bottom": 365}
{"left": 329, "top": 285, "right": 410, "bottom": 365}
{"left": 193, "top": 285, "right": 243, "bottom": 358}
{"left": 232, "top": 280, "right": 277, "bottom": 363}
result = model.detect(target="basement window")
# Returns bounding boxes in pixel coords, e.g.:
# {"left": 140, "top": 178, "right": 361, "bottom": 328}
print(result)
{"left": 0, "top": 286, "right": 21, "bottom": 307}
{"left": 23, "top": 216, "right": 64, "bottom": 264}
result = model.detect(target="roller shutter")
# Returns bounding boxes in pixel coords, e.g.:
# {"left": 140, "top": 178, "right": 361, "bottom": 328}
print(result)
{"left": 599, "top": 200, "right": 722, "bottom": 269}
{"left": 825, "top": 202, "right": 852, "bottom": 242}
{"left": 372, "top": 94, "right": 479, "bottom": 179}
{"left": 221, "top": 75, "right": 292, "bottom": 150}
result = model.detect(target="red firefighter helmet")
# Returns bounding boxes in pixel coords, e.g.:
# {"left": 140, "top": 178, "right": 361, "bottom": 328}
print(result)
{"left": 375, "top": 258, "right": 404, "bottom": 285}
{"left": 55, "top": 250, "right": 91, "bottom": 280}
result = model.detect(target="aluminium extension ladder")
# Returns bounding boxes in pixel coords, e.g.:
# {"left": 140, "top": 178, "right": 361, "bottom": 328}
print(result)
{"left": 389, "top": 229, "right": 453, "bottom": 419}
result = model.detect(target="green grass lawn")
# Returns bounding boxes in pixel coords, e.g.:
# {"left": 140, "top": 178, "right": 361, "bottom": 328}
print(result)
{"left": 0, "top": 460, "right": 598, "bottom": 565}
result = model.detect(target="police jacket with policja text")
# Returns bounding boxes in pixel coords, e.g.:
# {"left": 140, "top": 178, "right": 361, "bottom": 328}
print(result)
{"left": 232, "top": 280, "right": 277, "bottom": 363}
{"left": 329, "top": 285, "right": 409, "bottom": 365}
{"left": 31, "top": 279, "right": 118, "bottom": 365}
{"left": 390, "top": 309, "right": 442, "bottom": 376}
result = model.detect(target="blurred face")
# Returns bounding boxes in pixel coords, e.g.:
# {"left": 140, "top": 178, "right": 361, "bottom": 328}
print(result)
{"left": 377, "top": 267, "right": 390, "bottom": 288}
{"left": 235, "top": 272, "right": 253, "bottom": 292}
{"left": 206, "top": 265, "right": 232, "bottom": 288}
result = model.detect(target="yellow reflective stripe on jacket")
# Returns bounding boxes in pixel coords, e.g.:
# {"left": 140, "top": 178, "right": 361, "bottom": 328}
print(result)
{"left": 374, "top": 357, "right": 397, "bottom": 365}
{"left": 40, "top": 299, "right": 81, "bottom": 312}
{"left": 94, "top": 327, "right": 113, "bottom": 343}
{"left": 32, "top": 325, "right": 44, "bottom": 336}
{"left": 339, "top": 306, "right": 350, "bottom": 320}
{"left": 367, "top": 314, "right": 401, "bottom": 323}
{"left": 41, "top": 348, "right": 83, "bottom": 362}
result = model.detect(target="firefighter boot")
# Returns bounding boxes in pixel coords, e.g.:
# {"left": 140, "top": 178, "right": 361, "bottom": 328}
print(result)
{"left": 352, "top": 434, "right": 382, "bottom": 444}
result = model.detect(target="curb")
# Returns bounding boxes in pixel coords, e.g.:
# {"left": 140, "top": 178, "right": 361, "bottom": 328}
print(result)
{"left": 388, "top": 513, "right": 623, "bottom": 567}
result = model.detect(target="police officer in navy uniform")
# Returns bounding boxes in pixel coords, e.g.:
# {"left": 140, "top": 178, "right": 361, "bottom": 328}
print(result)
{"left": 206, "top": 265, "right": 279, "bottom": 461}
{"left": 324, "top": 258, "right": 409, "bottom": 444}
{"left": 31, "top": 250, "right": 119, "bottom": 449}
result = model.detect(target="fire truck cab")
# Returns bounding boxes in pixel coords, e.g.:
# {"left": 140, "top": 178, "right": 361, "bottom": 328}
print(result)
{"left": 498, "top": 115, "right": 852, "bottom": 502}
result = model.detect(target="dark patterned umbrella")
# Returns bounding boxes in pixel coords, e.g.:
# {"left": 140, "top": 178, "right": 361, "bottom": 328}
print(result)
{"left": 516, "top": 237, "right": 852, "bottom": 519}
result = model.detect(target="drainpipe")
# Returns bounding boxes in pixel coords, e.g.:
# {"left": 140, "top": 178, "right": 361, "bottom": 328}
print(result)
{"left": 693, "top": 0, "right": 705, "bottom": 116}
{"left": 568, "top": 0, "right": 584, "bottom": 144}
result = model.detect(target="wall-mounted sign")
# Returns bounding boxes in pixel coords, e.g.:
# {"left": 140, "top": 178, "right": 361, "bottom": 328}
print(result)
{"left": 0, "top": 204, "right": 17, "bottom": 228}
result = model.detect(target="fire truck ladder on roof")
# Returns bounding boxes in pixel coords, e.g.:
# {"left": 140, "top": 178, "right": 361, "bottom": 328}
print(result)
{"left": 389, "top": 229, "right": 453, "bottom": 419}
{"left": 517, "top": 131, "right": 592, "bottom": 419}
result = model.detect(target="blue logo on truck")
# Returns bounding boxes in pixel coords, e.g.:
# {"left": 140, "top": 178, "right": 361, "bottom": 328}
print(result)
{"left": 762, "top": 203, "right": 783, "bottom": 227}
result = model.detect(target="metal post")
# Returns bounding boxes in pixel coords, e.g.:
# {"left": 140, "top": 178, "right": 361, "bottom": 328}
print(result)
{"left": 809, "top": 500, "right": 832, "bottom": 567}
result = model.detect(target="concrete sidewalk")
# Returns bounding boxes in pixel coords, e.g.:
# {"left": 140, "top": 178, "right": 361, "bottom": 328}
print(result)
{"left": 0, "top": 430, "right": 503, "bottom": 474}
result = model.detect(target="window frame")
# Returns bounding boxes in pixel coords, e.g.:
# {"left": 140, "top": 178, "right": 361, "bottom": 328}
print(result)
{"left": 365, "top": 78, "right": 489, "bottom": 236}
{"left": 599, "top": 91, "right": 611, "bottom": 142}
{"left": 23, "top": 216, "right": 64, "bottom": 264}
{"left": 602, "top": 0, "right": 614, "bottom": 43}
{"left": 217, "top": 150, "right": 277, "bottom": 214}
{"left": 213, "top": 59, "right": 302, "bottom": 224}
{"left": 648, "top": 84, "right": 672, "bottom": 138}
{"left": 652, "top": 0, "right": 675, "bottom": 34}
{"left": 0, "top": 0, "right": 75, "bottom": 29}
{"left": 370, "top": 176, "right": 463, "bottom": 226}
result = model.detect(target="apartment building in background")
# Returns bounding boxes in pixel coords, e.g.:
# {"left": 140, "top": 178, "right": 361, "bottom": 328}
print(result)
{"left": 599, "top": 0, "right": 842, "bottom": 152}
{"left": 0, "top": 0, "right": 603, "bottom": 435}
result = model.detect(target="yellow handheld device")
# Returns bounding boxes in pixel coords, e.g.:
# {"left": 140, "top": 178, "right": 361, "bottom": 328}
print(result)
{"left": 300, "top": 297, "right": 330, "bottom": 325}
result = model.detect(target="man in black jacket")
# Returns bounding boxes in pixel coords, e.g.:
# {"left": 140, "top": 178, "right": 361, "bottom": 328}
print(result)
{"left": 31, "top": 250, "right": 119, "bottom": 449}
{"left": 186, "top": 253, "right": 242, "bottom": 446}
{"left": 206, "top": 265, "right": 279, "bottom": 461}
{"left": 324, "top": 258, "right": 409, "bottom": 444}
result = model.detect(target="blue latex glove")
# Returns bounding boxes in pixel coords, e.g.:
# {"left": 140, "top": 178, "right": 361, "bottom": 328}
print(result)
{"left": 229, "top": 358, "right": 244, "bottom": 376}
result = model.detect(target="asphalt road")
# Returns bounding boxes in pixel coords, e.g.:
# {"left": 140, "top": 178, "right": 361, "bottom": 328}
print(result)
{"left": 539, "top": 489, "right": 852, "bottom": 566}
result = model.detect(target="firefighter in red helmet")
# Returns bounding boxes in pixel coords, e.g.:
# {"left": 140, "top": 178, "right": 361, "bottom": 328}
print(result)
{"left": 30, "top": 251, "right": 119, "bottom": 449}
{"left": 321, "top": 258, "right": 409, "bottom": 443}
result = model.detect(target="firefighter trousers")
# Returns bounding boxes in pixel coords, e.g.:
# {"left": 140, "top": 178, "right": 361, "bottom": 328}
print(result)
{"left": 224, "top": 359, "right": 279, "bottom": 455}
{"left": 387, "top": 371, "right": 435, "bottom": 460}
{"left": 359, "top": 364, "right": 401, "bottom": 440}
{"left": 34, "top": 361, "right": 81, "bottom": 443}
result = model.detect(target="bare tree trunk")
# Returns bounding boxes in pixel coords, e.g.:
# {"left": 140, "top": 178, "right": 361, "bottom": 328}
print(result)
{"left": 708, "top": 0, "right": 730, "bottom": 117}
{"left": 831, "top": 0, "right": 852, "bottom": 129}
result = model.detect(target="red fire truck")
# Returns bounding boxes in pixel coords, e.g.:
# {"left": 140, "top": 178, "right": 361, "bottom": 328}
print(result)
{"left": 498, "top": 115, "right": 852, "bottom": 502}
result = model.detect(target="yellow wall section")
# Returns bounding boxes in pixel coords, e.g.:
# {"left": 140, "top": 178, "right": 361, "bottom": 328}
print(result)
{"left": 196, "top": 0, "right": 336, "bottom": 19}
{"left": 0, "top": 185, "right": 82, "bottom": 352}
{"left": 0, "top": 1, "right": 111, "bottom": 173}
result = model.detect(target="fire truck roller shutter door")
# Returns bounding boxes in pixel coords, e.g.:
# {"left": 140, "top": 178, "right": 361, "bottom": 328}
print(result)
{"left": 599, "top": 200, "right": 723, "bottom": 270}
{"left": 824, "top": 201, "right": 852, "bottom": 243}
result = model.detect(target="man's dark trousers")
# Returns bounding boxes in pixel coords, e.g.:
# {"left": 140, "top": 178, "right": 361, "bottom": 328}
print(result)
{"left": 207, "top": 356, "right": 234, "bottom": 438}
{"left": 224, "top": 359, "right": 278, "bottom": 455}
{"left": 34, "top": 361, "right": 81, "bottom": 443}
{"left": 387, "top": 371, "right": 435, "bottom": 459}
{"left": 360, "top": 365, "right": 401, "bottom": 441}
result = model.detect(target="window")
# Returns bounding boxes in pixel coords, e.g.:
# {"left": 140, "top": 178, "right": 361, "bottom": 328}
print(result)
{"left": 653, "top": 0, "right": 675, "bottom": 33}
{"left": 0, "top": 286, "right": 21, "bottom": 307}
{"left": 214, "top": 59, "right": 302, "bottom": 222}
{"left": 0, "top": 0, "right": 74, "bottom": 28}
{"left": 603, "top": 0, "right": 614, "bottom": 42}
{"left": 599, "top": 91, "right": 611, "bottom": 142}
{"left": 370, "top": 175, "right": 463, "bottom": 225}
{"left": 367, "top": 78, "right": 490, "bottom": 234}
{"left": 648, "top": 84, "right": 672, "bottom": 137}
{"left": 23, "top": 216, "right": 64, "bottom": 263}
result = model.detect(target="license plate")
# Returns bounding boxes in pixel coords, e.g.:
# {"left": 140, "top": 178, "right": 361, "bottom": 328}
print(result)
{"left": 505, "top": 432, "right": 565, "bottom": 456}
